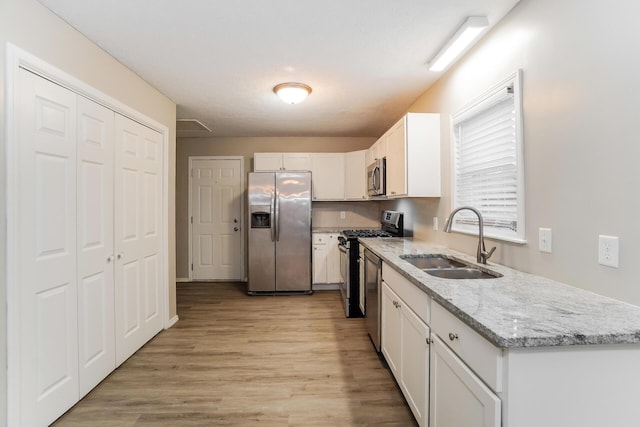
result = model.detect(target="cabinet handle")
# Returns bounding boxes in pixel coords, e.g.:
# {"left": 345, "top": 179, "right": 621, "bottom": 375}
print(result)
{"left": 116, "top": 252, "right": 123, "bottom": 260}
{"left": 107, "top": 255, "right": 114, "bottom": 263}
{"left": 448, "top": 332, "right": 459, "bottom": 341}
{"left": 426, "top": 337, "right": 433, "bottom": 345}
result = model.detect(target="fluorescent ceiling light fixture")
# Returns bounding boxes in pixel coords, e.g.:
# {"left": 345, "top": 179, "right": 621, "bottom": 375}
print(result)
{"left": 429, "top": 16, "right": 489, "bottom": 72}
{"left": 273, "top": 82, "right": 312, "bottom": 104}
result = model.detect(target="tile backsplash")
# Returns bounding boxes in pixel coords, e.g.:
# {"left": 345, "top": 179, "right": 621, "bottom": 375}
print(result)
{"left": 312, "top": 201, "right": 380, "bottom": 228}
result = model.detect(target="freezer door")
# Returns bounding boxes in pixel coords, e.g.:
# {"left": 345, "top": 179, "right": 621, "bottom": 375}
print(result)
{"left": 275, "top": 172, "right": 312, "bottom": 292}
{"left": 248, "top": 173, "right": 276, "bottom": 292}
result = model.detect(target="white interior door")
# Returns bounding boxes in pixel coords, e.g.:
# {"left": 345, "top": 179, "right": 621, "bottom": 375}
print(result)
{"left": 114, "top": 114, "right": 163, "bottom": 365}
{"left": 191, "top": 158, "right": 243, "bottom": 280}
{"left": 76, "top": 96, "right": 116, "bottom": 397}
{"left": 17, "top": 68, "right": 80, "bottom": 426}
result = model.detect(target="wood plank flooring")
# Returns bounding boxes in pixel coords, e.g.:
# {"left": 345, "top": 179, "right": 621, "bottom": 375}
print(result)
{"left": 53, "top": 283, "right": 417, "bottom": 426}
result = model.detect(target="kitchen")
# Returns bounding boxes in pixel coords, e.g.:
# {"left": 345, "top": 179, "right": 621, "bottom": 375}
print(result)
{"left": 3, "top": 0, "right": 640, "bottom": 426}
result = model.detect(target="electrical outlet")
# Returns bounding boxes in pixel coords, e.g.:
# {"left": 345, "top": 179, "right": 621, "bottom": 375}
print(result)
{"left": 433, "top": 217, "right": 439, "bottom": 231}
{"left": 598, "top": 235, "right": 619, "bottom": 268}
{"left": 539, "top": 228, "right": 552, "bottom": 253}
{"left": 340, "top": 211, "right": 346, "bottom": 220}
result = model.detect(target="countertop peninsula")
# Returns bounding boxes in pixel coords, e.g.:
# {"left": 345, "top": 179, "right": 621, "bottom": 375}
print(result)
{"left": 360, "top": 237, "right": 640, "bottom": 349}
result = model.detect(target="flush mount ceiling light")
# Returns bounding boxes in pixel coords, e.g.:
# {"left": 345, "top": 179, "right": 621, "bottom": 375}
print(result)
{"left": 273, "top": 82, "right": 312, "bottom": 104}
{"left": 428, "top": 16, "right": 489, "bottom": 72}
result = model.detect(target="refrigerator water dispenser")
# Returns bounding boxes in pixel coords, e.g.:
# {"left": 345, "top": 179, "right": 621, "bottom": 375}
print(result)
{"left": 250, "top": 205, "right": 271, "bottom": 228}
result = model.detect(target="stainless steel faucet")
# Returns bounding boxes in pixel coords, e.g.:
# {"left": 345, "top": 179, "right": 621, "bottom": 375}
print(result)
{"left": 443, "top": 206, "right": 496, "bottom": 264}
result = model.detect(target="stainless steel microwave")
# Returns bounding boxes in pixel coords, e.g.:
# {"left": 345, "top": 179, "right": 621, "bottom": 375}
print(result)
{"left": 367, "top": 158, "right": 386, "bottom": 197}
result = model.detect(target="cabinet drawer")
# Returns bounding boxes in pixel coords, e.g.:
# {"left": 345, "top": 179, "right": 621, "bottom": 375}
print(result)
{"left": 431, "top": 302, "right": 503, "bottom": 392}
{"left": 382, "top": 263, "right": 430, "bottom": 324}
{"left": 313, "top": 233, "right": 338, "bottom": 244}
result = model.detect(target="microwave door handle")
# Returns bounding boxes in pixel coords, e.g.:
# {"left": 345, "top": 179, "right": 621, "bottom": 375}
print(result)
{"left": 270, "top": 191, "right": 276, "bottom": 241}
{"left": 373, "top": 166, "right": 380, "bottom": 192}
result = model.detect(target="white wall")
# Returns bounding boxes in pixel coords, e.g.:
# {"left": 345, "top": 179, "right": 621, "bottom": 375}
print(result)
{"left": 383, "top": 0, "right": 640, "bottom": 306}
{"left": 0, "top": 1, "right": 177, "bottom": 424}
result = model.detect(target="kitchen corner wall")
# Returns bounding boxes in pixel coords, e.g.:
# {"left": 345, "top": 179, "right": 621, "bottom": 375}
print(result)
{"left": 392, "top": 0, "right": 640, "bottom": 306}
{"left": 175, "top": 136, "right": 375, "bottom": 279}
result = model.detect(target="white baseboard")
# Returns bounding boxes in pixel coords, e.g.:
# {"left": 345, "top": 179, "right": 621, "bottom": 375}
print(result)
{"left": 176, "top": 277, "right": 190, "bottom": 283}
{"left": 165, "top": 315, "right": 179, "bottom": 329}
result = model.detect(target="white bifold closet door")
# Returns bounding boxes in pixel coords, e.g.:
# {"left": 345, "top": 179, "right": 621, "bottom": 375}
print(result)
{"left": 76, "top": 96, "right": 116, "bottom": 397}
{"left": 113, "top": 114, "right": 163, "bottom": 365}
{"left": 16, "top": 68, "right": 163, "bottom": 426}
{"left": 17, "top": 67, "right": 80, "bottom": 427}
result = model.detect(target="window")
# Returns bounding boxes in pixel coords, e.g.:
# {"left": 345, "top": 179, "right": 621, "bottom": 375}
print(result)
{"left": 450, "top": 70, "right": 525, "bottom": 243}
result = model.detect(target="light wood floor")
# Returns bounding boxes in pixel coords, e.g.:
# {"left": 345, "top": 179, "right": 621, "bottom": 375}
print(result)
{"left": 53, "top": 283, "right": 417, "bottom": 426}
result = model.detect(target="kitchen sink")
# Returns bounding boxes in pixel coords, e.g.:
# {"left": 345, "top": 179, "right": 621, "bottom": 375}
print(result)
{"left": 400, "top": 254, "right": 502, "bottom": 280}
{"left": 401, "top": 254, "right": 466, "bottom": 269}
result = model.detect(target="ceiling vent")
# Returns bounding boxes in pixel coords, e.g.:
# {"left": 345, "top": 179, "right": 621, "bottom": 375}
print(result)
{"left": 176, "top": 119, "right": 213, "bottom": 138}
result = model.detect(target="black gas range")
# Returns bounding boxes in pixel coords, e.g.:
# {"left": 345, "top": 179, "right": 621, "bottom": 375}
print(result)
{"left": 337, "top": 210, "right": 404, "bottom": 318}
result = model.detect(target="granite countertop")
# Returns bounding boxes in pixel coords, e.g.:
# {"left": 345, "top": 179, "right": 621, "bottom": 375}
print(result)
{"left": 313, "top": 226, "right": 380, "bottom": 233}
{"left": 360, "top": 238, "right": 640, "bottom": 349}
{"left": 312, "top": 227, "right": 344, "bottom": 233}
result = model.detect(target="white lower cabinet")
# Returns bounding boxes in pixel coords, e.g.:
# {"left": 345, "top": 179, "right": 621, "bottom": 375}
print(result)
{"left": 381, "top": 281, "right": 430, "bottom": 427}
{"left": 430, "top": 334, "right": 501, "bottom": 427}
{"left": 379, "top": 262, "right": 640, "bottom": 427}
{"left": 312, "top": 233, "right": 341, "bottom": 284}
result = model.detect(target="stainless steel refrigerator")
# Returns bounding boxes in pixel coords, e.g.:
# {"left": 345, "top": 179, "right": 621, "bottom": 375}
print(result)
{"left": 247, "top": 171, "right": 312, "bottom": 294}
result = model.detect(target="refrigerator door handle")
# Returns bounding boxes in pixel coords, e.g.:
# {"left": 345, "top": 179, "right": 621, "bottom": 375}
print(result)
{"left": 270, "top": 191, "right": 276, "bottom": 242}
{"left": 275, "top": 189, "right": 280, "bottom": 241}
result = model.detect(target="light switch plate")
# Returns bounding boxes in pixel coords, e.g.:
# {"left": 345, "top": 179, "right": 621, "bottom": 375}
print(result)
{"left": 598, "top": 235, "right": 619, "bottom": 268}
{"left": 539, "top": 228, "right": 552, "bottom": 253}
{"left": 433, "top": 217, "right": 439, "bottom": 231}
{"left": 340, "top": 211, "right": 346, "bottom": 220}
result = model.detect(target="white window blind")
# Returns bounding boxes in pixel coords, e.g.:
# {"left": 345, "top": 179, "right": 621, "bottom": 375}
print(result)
{"left": 451, "top": 71, "right": 525, "bottom": 242}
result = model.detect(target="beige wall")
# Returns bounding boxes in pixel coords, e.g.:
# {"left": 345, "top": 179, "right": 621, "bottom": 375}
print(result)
{"left": 0, "top": 0, "right": 177, "bottom": 422}
{"left": 176, "top": 137, "right": 375, "bottom": 278}
{"left": 383, "top": 0, "right": 640, "bottom": 306}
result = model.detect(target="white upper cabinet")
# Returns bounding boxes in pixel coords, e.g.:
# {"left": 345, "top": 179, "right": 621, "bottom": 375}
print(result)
{"left": 384, "top": 113, "right": 441, "bottom": 198}
{"left": 254, "top": 152, "right": 311, "bottom": 171}
{"left": 311, "top": 153, "right": 345, "bottom": 200}
{"left": 253, "top": 151, "right": 368, "bottom": 201}
{"left": 344, "top": 150, "right": 367, "bottom": 200}
{"left": 368, "top": 134, "right": 387, "bottom": 163}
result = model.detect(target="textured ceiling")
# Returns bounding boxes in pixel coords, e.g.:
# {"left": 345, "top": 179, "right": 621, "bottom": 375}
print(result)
{"left": 38, "top": 0, "right": 520, "bottom": 137}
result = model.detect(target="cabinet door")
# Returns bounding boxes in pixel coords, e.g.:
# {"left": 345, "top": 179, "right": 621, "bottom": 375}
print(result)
{"left": 386, "top": 118, "right": 407, "bottom": 197}
{"left": 254, "top": 153, "right": 283, "bottom": 171}
{"left": 430, "top": 335, "right": 501, "bottom": 427}
{"left": 311, "top": 153, "right": 345, "bottom": 200}
{"left": 312, "top": 242, "right": 328, "bottom": 284}
{"left": 283, "top": 153, "right": 311, "bottom": 171}
{"left": 381, "top": 282, "right": 402, "bottom": 377}
{"left": 401, "top": 302, "right": 430, "bottom": 427}
{"left": 326, "top": 234, "right": 342, "bottom": 283}
{"left": 344, "top": 150, "right": 367, "bottom": 200}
